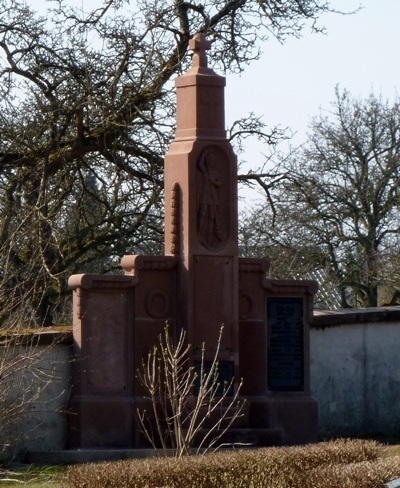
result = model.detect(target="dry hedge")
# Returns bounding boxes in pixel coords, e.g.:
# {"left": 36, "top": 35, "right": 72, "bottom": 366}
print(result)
{"left": 62, "top": 439, "right": 400, "bottom": 488}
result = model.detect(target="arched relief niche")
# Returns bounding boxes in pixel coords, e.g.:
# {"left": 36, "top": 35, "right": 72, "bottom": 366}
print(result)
{"left": 196, "top": 145, "right": 230, "bottom": 250}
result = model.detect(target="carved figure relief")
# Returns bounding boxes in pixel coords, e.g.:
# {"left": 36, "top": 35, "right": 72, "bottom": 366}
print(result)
{"left": 197, "top": 146, "right": 229, "bottom": 249}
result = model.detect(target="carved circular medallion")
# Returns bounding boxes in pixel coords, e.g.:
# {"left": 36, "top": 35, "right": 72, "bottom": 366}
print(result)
{"left": 145, "top": 289, "right": 170, "bottom": 318}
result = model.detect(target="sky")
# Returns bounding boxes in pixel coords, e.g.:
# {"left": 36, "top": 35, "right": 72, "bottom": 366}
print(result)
{"left": 225, "top": 0, "right": 400, "bottom": 175}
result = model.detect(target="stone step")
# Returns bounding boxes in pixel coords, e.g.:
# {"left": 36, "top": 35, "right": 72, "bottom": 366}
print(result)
{"left": 26, "top": 449, "right": 169, "bottom": 465}
{"left": 27, "top": 429, "right": 283, "bottom": 465}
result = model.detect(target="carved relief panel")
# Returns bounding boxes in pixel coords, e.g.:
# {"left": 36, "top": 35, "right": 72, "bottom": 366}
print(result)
{"left": 196, "top": 145, "right": 230, "bottom": 250}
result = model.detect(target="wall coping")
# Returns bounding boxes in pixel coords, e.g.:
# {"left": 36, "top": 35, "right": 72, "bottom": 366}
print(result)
{"left": 312, "top": 306, "right": 400, "bottom": 328}
{"left": 0, "top": 326, "right": 73, "bottom": 346}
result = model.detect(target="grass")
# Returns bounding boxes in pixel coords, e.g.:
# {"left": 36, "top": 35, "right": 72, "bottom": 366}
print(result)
{"left": 0, "top": 465, "right": 64, "bottom": 487}
{"left": 2, "top": 439, "right": 400, "bottom": 487}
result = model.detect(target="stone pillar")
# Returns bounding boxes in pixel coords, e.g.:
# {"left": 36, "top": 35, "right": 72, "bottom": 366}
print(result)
{"left": 68, "top": 274, "right": 136, "bottom": 448}
{"left": 239, "top": 259, "right": 319, "bottom": 445}
{"left": 164, "top": 33, "right": 239, "bottom": 375}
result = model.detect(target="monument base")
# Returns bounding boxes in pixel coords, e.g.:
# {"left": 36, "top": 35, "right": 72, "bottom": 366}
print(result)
{"left": 246, "top": 396, "right": 318, "bottom": 445}
{"left": 69, "top": 397, "right": 136, "bottom": 449}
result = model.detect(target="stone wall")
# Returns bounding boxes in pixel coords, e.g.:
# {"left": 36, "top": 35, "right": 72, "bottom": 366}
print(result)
{"left": 2, "top": 307, "right": 400, "bottom": 456}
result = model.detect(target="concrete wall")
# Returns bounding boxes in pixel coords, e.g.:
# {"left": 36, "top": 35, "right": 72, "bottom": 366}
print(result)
{"left": 2, "top": 308, "right": 400, "bottom": 457}
{"left": 311, "top": 307, "right": 400, "bottom": 440}
{"left": 0, "top": 331, "right": 71, "bottom": 460}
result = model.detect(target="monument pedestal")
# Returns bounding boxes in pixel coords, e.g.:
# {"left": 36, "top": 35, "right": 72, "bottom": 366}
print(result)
{"left": 68, "top": 274, "right": 136, "bottom": 448}
{"left": 238, "top": 257, "right": 318, "bottom": 444}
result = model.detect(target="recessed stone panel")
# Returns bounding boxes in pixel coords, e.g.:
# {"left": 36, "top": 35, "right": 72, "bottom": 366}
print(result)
{"left": 267, "top": 297, "right": 304, "bottom": 391}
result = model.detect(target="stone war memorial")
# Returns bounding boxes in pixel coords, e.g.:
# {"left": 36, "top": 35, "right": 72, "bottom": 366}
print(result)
{"left": 68, "top": 33, "right": 318, "bottom": 450}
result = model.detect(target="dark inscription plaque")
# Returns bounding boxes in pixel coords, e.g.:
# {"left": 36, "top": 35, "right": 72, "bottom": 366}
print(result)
{"left": 267, "top": 297, "right": 304, "bottom": 391}
{"left": 194, "top": 360, "right": 234, "bottom": 396}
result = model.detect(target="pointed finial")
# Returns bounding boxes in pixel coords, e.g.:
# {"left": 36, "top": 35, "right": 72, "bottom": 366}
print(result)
{"left": 189, "top": 33, "right": 212, "bottom": 68}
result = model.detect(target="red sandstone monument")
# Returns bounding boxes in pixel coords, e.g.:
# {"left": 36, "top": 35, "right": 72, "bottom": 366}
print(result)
{"left": 68, "top": 33, "right": 318, "bottom": 449}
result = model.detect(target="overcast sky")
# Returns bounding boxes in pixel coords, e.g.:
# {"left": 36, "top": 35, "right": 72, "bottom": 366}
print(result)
{"left": 226, "top": 0, "right": 400, "bottom": 158}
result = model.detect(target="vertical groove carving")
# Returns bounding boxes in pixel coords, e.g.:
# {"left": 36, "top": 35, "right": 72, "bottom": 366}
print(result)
{"left": 76, "top": 287, "right": 83, "bottom": 320}
{"left": 170, "top": 182, "right": 180, "bottom": 255}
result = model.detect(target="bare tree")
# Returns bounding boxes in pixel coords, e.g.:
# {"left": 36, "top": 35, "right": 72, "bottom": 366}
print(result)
{"left": 0, "top": 0, "right": 345, "bottom": 324}
{"left": 242, "top": 89, "right": 400, "bottom": 308}
{"left": 137, "top": 325, "right": 245, "bottom": 457}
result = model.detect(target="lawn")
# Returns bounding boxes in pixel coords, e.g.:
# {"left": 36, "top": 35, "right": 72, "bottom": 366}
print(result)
{"left": 0, "top": 465, "right": 63, "bottom": 487}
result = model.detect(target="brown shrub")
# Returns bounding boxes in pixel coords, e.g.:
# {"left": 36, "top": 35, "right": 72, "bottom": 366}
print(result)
{"left": 62, "top": 439, "right": 400, "bottom": 488}
{"left": 307, "top": 456, "right": 400, "bottom": 488}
